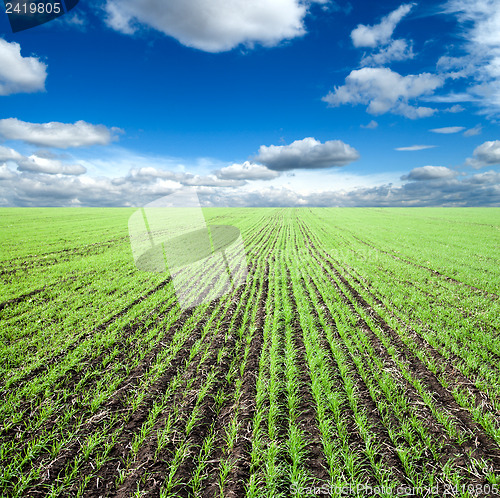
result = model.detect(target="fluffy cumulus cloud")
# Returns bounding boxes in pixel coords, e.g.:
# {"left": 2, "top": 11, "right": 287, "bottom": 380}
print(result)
{"left": 255, "top": 137, "right": 360, "bottom": 171}
{"left": 351, "top": 3, "right": 414, "bottom": 48}
{"left": 351, "top": 4, "right": 415, "bottom": 66}
{"left": 0, "top": 118, "right": 122, "bottom": 148}
{"left": 0, "top": 153, "right": 248, "bottom": 207}
{"left": 122, "top": 166, "right": 246, "bottom": 187}
{"left": 1, "top": 155, "right": 499, "bottom": 207}
{"left": 323, "top": 68, "right": 444, "bottom": 119}
{"left": 16, "top": 155, "right": 87, "bottom": 175}
{"left": 467, "top": 140, "right": 500, "bottom": 168}
{"left": 196, "top": 168, "right": 500, "bottom": 207}
{"left": 0, "top": 146, "right": 87, "bottom": 176}
{"left": 429, "top": 126, "right": 465, "bottom": 134}
{"left": 446, "top": 105, "right": 465, "bottom": 113}
{"left": 401, "top": 165, "right": 458, "bottom": 181}
{"left": 104, "top": 0, "right": 328, "bottom": 52}
{"left": 361, "top": 39, "right": 414, "bottom": 66}
{"left": 0, "top": 145, "right": 24, "bottom": 162}
{"left": 215, "top": 161, "right": 280, "bottom": 180}
{"left": 0, "top": 39, "right": 47, "bottom": 96}
{"left": 123, "top": 166, "right": 186, "bottom": 183}
{"left": 443, "top": 0, "right": 500, "bottom": 115}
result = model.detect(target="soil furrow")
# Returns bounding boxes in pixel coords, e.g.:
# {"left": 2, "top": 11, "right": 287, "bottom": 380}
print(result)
{"left": 303, "top": 272, "right": 409, "bottom": 485}
{"left": 2, "top": 278, "right": 174, "bottom": 392}
{"left": 335, "top": 260, "right": 500, "bottom": 410}
{"left": 305, "top": 229, "right": 500, "bottom": 476}
{"left": 349, "top": 233, "right": 499, "bottom": 300}
{"left": 284, "top": 268, "right": 336, "bottom": 485}
{"left": 293, "top": 220, "right": 409, "bottom": 485}
{"left": 107, "top": 272, "right": 256, "bottom": 497}
{"left": 221, "top": 263, "right": 269, "bottom": 498}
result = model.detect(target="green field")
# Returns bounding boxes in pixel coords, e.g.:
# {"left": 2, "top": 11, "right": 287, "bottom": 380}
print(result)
{"left": 1, "top": 207, "right": 500, "bottom": 497}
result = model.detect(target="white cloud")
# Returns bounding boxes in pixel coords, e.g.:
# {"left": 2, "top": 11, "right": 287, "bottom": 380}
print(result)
{"left": 352, "top": 4, "right": 415, "bottom": 66}
{"left": 59, "top": 12, "right": 87, "bottom": 29}
{"left": 445, "top": 0, "right": 500, "bottom": 60}
{"left": 446, "top": 104, "right": 465, "bottom": 113}
{"left": 0, "top": 155, "right": 247, "bottom": 206}
{"left": 361, "top": 120, "right": 378, "bottom": 129}
{"left": 395, "top": 145, "right": 437, "bottom": 151}
{"left": 0, "top": 145, "right": 24, "bottom": 162}
{"left": 1, "top": 158, "right": 499, "bottom": 207}
{"left": 17, "top": 155, "right": 87, "bottom": 175}
{"left": 401, "top": 165, "right": 458, "bottom": 181}
{"left": 255, "top": 137, "right": 360, "bottom": 171}
{"left": 0, "top": 164, "right": 16, "bottom": 180}
{"left": 429, "top": 126, "right": 465, "bottom": 134}
{"left": 463, "top": 124, "right": 482, "bottom": 136}
{"left": 182, "top": 175, "right": 246, "bottom": 187}
{"left": 123, "top": 166, "right": 246, "bottom": 187}
{"left": 465, "top": 169, "right": 500, "bottom": 184}
{"left": 0, "top": 39, "right": 47, "bottom": 96}
{"left": 361, "top": 39, "right": 414, "bottom": 66}
{"left": 422, "top": 93, "right": 477, "bottom": 104}
{"left": 324, "top": 68, "right": 443, "bottom": 119}
{"left": 467, "top": 140, "right": 500, "bottom": 168}
{"left": 215, "top": 161, "right": 280, "bottom": 180}
{"left": 196, "top": 169, "right": 500, "bottom": 207}
{"left": 124, "top": 166, "right": 184, "bottom": 182}
{"left": 104, "top": 0, "right": 327, "bottom": 53}
{"left": 351, "top": 3, "right": 414, "bottom": 48}
{"left": 443, "top": 0, "right": 500, "bottom": 115}
{"left": 0, "top": 146, "right": 87, "bottom": 176}
{"left": 0, "top": 118, "right": 122, "bottom": 148}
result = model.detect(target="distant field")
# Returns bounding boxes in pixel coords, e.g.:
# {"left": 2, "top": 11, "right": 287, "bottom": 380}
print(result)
{"left": 1, "top": 207, "right": 499, "bottom": 497}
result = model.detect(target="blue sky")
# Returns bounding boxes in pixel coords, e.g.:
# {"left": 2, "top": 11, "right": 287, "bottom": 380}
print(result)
{"left": 0, "top": 0, "right": 499, "bottom": 206}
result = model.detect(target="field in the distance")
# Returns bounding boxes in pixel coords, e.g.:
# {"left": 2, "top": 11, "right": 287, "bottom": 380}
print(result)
{"left": 1, "top": 207, "right": 499, "bottom": 498}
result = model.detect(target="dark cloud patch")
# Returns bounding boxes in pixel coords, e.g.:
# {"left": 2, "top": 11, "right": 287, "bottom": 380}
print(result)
{"left": 255, "top": 137, "right": 360, "bottom": 171}
{"left": 467, "top": 140, "right": 500, "bottom": 168}
{"left": 16, "top": 156, "right": 87, "bottom": 175}
{"left": 199, "top": 170, "right": 500, "bottom": 207}
{"left": 401, "top": 165, "right": 458, "bottom": 181}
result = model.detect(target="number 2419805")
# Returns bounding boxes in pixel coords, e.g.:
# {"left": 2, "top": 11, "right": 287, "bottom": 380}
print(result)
{"left": 5, "top": 2, "right": 61, "bottom": 14}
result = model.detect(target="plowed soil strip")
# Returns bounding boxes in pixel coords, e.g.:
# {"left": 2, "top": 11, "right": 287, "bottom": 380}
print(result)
{"left": 2, "top": 278, "right": 174, "bottom": 391}
{"left": 303, "top": 272, "right": 409, "bottom": 486}
{"left": 334, "top": 260, "right": 500, "bottom": 413}
{"left": 80, "top": 218, "right": 276, "bottom": 497}
{"left": 309, "top": 229, "right": 500, "bottom": 445}
{"left": 113, "top": 238, "right": 273, "bottom": 498}
{"left": 222, "top": 264, "right": 270, "bottom": 498}
{"left": 4, "top": 220, "right": 270, "bottom": 440}
{"left": 24, "top": 300, "right": 212, "bottom": 497}
{"left": 348, "top": 232, "right": 499, "bottom": 300}
{"left": 109, "top": 291, "right": 246, "bottom": 498}
{"left": 1, "top": 289, "right": 182, "bottom": 445}
{"left": 303, "top": 224, "right": 500, "bottom": 476}
{"left": 291, "top": 221, "right": 409, "bottom": 486}
{"left": 284, "top": 269, "right": 335, "bottom": 485}
{"left": 0, "top": 237, "right": 130, "bottom": 274}
{"left": 201, "top": 223, "right": 282, "bottom": 498}
{"left": 0, "top": 287, "right": 48, "bottom": 312}
{"left": 24, "top": 246, "right": 253, "bottom": 496}
{"left": 319, "top": 224, "right": 500, "bottom": 384}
